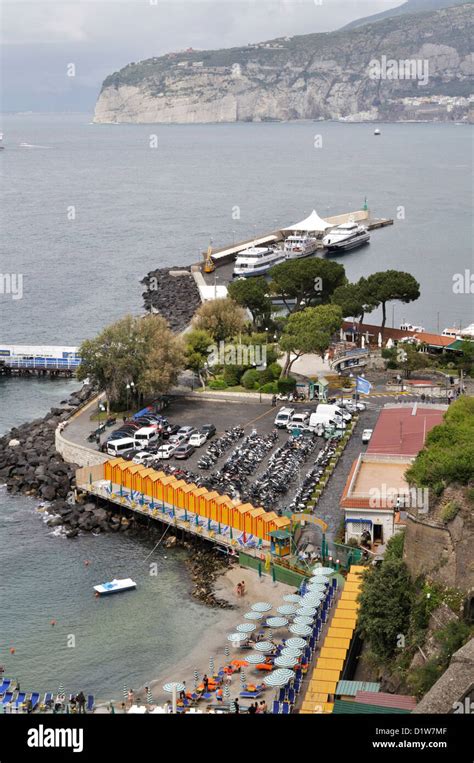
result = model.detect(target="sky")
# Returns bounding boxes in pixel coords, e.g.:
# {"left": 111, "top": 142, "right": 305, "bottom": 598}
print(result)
{"left": 1, "top": 0, "right": 403, "bottom": 112}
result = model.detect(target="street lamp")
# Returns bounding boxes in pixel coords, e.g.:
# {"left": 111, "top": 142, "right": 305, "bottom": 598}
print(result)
{"left": 126, "top": 381, "right": 135, "bottom": 417}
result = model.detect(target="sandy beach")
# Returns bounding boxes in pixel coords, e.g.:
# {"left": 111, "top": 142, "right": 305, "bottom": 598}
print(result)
{"left": 96, "top": 565, "right": 295, "bottom": 712}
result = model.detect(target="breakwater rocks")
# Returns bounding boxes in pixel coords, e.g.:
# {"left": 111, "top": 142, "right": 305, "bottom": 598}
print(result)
{"left": 185, "top": 544, "right": 234, "bottom": 608}
{"left": 141, "top": 267, "right": 201, "bottom": 332}
{"left": 0, "top": 385, "right": 94, "bottom": 502}
{"left": 45, "top": 498, "right": 134, "bottom": 538}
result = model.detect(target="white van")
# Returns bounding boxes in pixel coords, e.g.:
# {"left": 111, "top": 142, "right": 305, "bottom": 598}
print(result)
{"left": 287, "top": 411, "right": 310, "bottom": 430}
{"left": 107, "top": 437, "right": 136, "bottom": 457}
{"left": 274, "top": 407, "right": 295, "bottom": 428}
{"left": 309, "top": 405, "right": 346, "bottom": 430}
{"left": 134, "top": 426, "right": 159, "bottom": 448}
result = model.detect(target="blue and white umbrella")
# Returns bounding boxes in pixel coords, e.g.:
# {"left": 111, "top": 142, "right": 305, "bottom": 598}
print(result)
{"left": 263, "top": 669, "right": 293, "bottom": 687}
{"left": 289, "top": 623, "right": 312, "bottom": 637}
{"left": 285, "top": 637, "right": 307, "bottom": 650}
{"left": 296, "top": 607, "right": 317, "bottom": 617}
{"left": 266, "top": 616, "right": 288, "bottom": 628}
{"left": 244, "top": 611, "right": 263, "bottom": 621}
{"left": 274, "top": 655, "right": 298, "bottom": 668}
{"left": 251, "top": 602, "right": 273, "bottom": 613}
{"left": 311, "top": 566, "right": 334, "bottom": 576}
{"left": 302, "top": 593, "right": 323, "bottom": 605}
{"left": 283, "top": 594, "right": 303, "bottom": 604}
{"left": 310, "top": 574, "right": 329, "bottom": 584}
{"left": 236, "top": 623, "right": 256, "bottom": 633}
{"left": 253, "top": 641, "right": 274, "bottom": 653}
{"left": 163, "top": 682, "right": 185, "bottom": 693}
{"left": 280, "top": 647, "right": 303, "bottom": 658}
{"left": 240, "top": 670, "right": 247, "bottom": 686}
{"left": 246, "top": 653, "right": 266, "bottom": 664}
{"left": 227, "top": 632, "right": 249, "bottom": 643}
{"left": 230, "top": 700, "right": 237, "bottom": 713}
{"left": 224, "top": 684, "right": 231, "bottom": 700}
{"left": 209, "top": 657, "right": 215, "bottom": 674}
{"left": 224, "top": 646, "right": 230, "bottom": 658}
{"left": 293, "top": 616, "right": 313, "bottom": 626}
{"left": 277, "top": 604, "right": 298, "bottom": 616}
{"left": 307, "top": 581, "right": 326, "bottom": 592}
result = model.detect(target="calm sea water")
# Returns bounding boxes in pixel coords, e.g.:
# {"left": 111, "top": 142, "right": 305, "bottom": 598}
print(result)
{"left": 0, "top": 114, "right": 472, "bottom": 697}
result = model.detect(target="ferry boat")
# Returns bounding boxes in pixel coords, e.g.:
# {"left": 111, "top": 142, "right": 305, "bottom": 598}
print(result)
{"left": 283, "top": 234, "right": 318, "bottom": 259}
{"left": 93, "top": 578, "right": 137, "bottom": 596}
{"left": 374, "top": 128, "right": 381, "bottom": 136}
{"left": 232, "top": 246, "right": 286, "bottom": 277}
{"left": 322, "top": 222, "right": 370, "bottom": 252}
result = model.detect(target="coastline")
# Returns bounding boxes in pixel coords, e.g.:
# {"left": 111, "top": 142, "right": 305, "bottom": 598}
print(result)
{"left": 95, "top": 565, "right": 295, "bottom": 711}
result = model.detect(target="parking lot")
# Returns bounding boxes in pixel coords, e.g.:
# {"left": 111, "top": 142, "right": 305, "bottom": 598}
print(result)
{"left": 68, "top": 393, "right": 389, "bottom": 540}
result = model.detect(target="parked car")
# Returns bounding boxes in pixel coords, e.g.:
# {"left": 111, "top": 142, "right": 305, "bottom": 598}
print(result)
{"left": 362, "top": 428, "right": 373, "bottom": 444}
{"left": 200, "top": 424, "right": 216, "bottom": 440}
{"left": 132, "top": 451, "right": 155, "bottom": 465}
{"left": 156, "top": 443, "right": 178, "bottom": 459}
{"left": 274, "top": 407, "right": 295, "bottom": 428}
{"left": 287, "top": 411, "right": 310, "bottom": 430}
{"left": 162, "top": 423, "right": 180, "bottom": 440}
{"left": 189, "top": 432, "right": 207, "bottom": 448}
{"left": 176, "top": 426, "right": 196, "bottom": 440}
{"left": 174, "top": 443, "right": 196, "bottom": 459}
{"left": 169, "top": 432, "right": 188, "bottom": 446}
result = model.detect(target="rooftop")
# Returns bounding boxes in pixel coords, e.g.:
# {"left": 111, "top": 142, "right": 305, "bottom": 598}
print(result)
{"left": 367, "top": 404, "right": 446, "bottom": 457}
{"left": 341, "top": 454, "right": 413, "bottom": 510}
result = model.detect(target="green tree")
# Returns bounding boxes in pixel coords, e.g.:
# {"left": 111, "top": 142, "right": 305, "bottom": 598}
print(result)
{"left": 397, "top": 343, "right": 428, "bottom": 378}
{"left": 279, "top": 304, "right": 342, "bottom": 376}
{"left": 357, "top": 559, "right": 413, "bottom": 661}
{"left": 457, "top": 339, "right": 474, "bottom": 376}
{"left": 185, "top": 329, "right": 214, "bottom": 388}
{"left": 78, "top": 314, "right": 184, "bottom": 407}
{"left": 365, "top": 270, "right": 420, "bottom": 328}
{"left": 227, "top": 277, "right": 272, "bottom": 328}
{"left": 332, "top": 277, "right": 379, "bottom": 324}
{"left": 192, "top": 297, "right": 247, "bottom": 342}
{"left": 269, "top": 258, "right": 346, "bottom": 314}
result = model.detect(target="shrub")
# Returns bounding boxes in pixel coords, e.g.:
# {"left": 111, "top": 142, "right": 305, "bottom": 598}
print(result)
{"left": 268, "top": 362, "right": 282, "bottom": 380}
{"left": 260, "top": 382, "right": 278, "bottom": 394}
{"left": 440, "top": 501, "right": 460, "bottom": 523}
{"left": 208, "top": 378, "right": 227, "bottom": 390}
{"left": 241, "top": 369, "right": 260, "bottom": 390}
{"left": 258, "top": 367, "right": 275, "bottom": 386}
{"left": 223, "top": 364, "right": 246, "bottom": 386}
{"left": 385, "top": 531, "right": 405, "bottom": 560}
{"left": 277, "top": 376, "right": 297, "bottom": 394}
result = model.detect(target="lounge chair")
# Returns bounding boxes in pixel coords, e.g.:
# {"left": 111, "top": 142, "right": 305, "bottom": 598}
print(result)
{"left": 42, "top": 691, "right": 53, "bottom": 710}
{"left": 240, "top": 690, "right": 262, "bottom": 699}
{"left": 272, "top": 701, "right": 281, "bottom": 714}
{"left": 2, "top": 691, "right": 13, "bottom": 705}
{"left": 281, "top": 702, "right": 291, "bottom": 714}
{"left": 86, "top": 695, "right": 94, "bottom": 712}
{"left": 30, "top": 692, "right": 40, "bottom": 711}
{"left": 0, "top": 679, "right": 11, "bottom": 695}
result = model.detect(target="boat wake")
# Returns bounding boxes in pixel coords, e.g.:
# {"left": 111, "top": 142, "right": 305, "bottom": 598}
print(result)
{"left": 19, "top": 142, "right": 51, "bottom": 149}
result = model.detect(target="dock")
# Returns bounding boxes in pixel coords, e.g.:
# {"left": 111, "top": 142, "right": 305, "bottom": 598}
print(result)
{"left": 0, "top": 344, "right": 81, "bottom": 377}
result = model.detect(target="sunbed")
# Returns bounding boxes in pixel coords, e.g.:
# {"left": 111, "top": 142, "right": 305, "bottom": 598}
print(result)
{"left": 2, "top": 691, "right": 13, "bottom": 705}
{"left": 240, "top": 690, "right": 262, "bottom": 699}
{"left": 14, "top": 692, "right": 26, "bottom": 709}
{"left": 30, "top": 692, "right": 40, "bottom": 711}
{"left": 0, "top": 679, "right": 11, "bottom": 695}
{"left": 86, "top": 695, "right": 94, "bottom": 712}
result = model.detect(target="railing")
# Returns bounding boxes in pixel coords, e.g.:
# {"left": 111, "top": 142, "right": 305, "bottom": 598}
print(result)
{"left": 3, "top": 356, "right": 81, "bottom": 370}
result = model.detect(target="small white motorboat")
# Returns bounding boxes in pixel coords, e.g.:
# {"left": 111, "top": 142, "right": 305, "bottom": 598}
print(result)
{"left": 374, "top": 128, "right": 381, "bottom": 135}
{"left": 93, "top": 578, "right": 137, "bottom": 596}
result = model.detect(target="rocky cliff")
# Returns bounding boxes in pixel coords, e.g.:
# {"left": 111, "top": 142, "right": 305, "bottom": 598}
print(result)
{"left": 94, "top": 4, "right": 473, "bottom": 124}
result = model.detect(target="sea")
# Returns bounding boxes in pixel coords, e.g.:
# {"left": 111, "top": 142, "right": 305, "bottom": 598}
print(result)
{"left": 0, "top": 114, "right": 472, "bottom": 698}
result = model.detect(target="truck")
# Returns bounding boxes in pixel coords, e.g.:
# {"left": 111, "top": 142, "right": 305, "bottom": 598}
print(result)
{"left": 308, "top": 404, "right": 347, "bottom": 430}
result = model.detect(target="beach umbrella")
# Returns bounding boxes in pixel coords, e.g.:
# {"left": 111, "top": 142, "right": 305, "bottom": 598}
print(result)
{"left": 193, "top": 669, "right": 199, "bottom": 683}
{"left": 302, "top": 593, "right": 323, "bottom": 605}
{"left": 277, "top": 604, "right": 298, "bottom": 616}
{"left": 244, "top": 611, "right": 263, "bottom": 621}
{"left": 285, "top": 637, "right": 307, "bottom": 650}
{"left": 307, "top": 580, "right": 327, "bottom": 591}
{"left": 122, "top": 685, "right": 128, "bottom": 702}
{"left": 281, "top": 647, "right": 303, "bottom": 658}
{"left": 283, "top": 594, "right": 303, "bottom": 604}
{"left": 293, "top": 616, "right": 313, "bottom": 626}
{"left": 246, "top": 653, "right": 265, "bottom": 664}
{"left": 240, "top": 670, "right": 247, "bottom": 686}
{"left": 253, "top": 641, "right": 274, "bottom": 653}
{"left": 311, "top": 566, "right": 334, "bottom": 576}
{"left": 296, "top": 607, "right": 317, "bottom": 617}
{"left": 58, "top": 683, "right": 65, "bottom": 696}
{"left": 224, "top": 645, "right": 230, "bottom": 658}
{"left": 146, "top": 689, "right": 153, "bottom": 705}
{"left": 264, "top": 669, "right": 294, "bottom": 688}
{"left": 230, "top": 700, "right": 236, "bottom": 713}
{"left": 289, "top": 623, "right": 312, "bottom": 637}
{"left": 224, "top": 684, "right": 231, "bottom": 700}
{"left": 227, "top": 632, "right": 248, "bottom": 643}
{"left": 266, "top": 617, "right": 288, "bottom": 628}
{"left": 209, "top": 657, "right": 215, "bottom": 674}
{"left": 274, "top": 655, "right": 298, "bottom": 668}
{"left": 163, "top": 682, "right": 185, "bottom": 694}
{"left": 251, "top": 602, "right": 272, "bottom": 613}
{"left": 236, "top": 623, "right": 256, "bottom": 633}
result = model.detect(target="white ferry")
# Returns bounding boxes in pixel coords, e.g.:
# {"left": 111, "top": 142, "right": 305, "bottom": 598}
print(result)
{"left": 232, "top": 246, "right": 286, "bottom": 277}
{"left": 283, "top": 234, "right": 318, "bottom": 259}
{"left": 93, "top": 578, "right": 137, "bottom": 596}
{"left": 322, "top": 222, "right": 370, "bottom": 252}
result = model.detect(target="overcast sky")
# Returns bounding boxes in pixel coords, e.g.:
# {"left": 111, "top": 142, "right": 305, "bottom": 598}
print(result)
{"left": 2, "top": 0, "right": 402, "bottom": 112}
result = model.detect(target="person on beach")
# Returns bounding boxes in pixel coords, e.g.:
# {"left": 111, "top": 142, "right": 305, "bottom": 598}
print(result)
{"left": 234, "top": 698, "right": 240, "bottom": 714}
{"left": 240, "top": 580, "right": 246, "bottom": 596}
{"left": 260, "top": 700, "right": 267, "bottom": 714}
{"left": 76, "top": 691, "right": 86, "bottom": 713}
{"left": 179, "top": 682, "right": 186, "bottom": 700}
{"left": 203, "top": 675, "right": 209, "bottom": 693}
{"left": 236, "top": 583, "right": 242, "bottom": 596}
{"left": 128, "top": 689, "right": 134, "bottom": 708}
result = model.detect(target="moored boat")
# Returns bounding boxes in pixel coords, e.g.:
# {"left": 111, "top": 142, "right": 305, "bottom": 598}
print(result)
{"left": 283, "top": 234, "right": 318, "bottom": 259}
{"left": 322, "top": 221, "right": 370, "bottom": 252}
{"left": 93, "top": 578, "right": 137, "bottom": 596}
{"left": 233, "top": 246, "right": 286, "bottom": 277}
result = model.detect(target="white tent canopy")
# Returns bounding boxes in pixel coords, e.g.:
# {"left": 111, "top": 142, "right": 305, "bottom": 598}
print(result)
{"left": 283, "top": 209, "right": 332, "bottom": 233}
